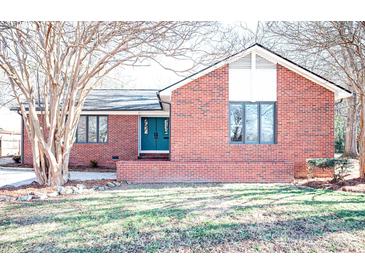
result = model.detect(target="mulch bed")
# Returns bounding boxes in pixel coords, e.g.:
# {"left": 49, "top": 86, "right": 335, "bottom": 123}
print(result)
{"left": 298, "top": 177, "right": 365, "bottom": 193}
{"left": 3, "top": 176, "right": 365, "bottom": 201}
{"left": 0, "top": 163, "right": 115, "bottom": 172}
{"left": 0, "top": 179, "right": 116, "bottom": 199}
{"left": 0, "top": 163, "right": 32, "bottom": 168}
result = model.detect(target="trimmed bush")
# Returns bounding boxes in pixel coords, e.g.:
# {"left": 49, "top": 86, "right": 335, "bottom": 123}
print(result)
{"left": 306, "top": 158, "right": 352, "bottom": 183}
{"left": 12, "top": 155, "right": 21, "bottom": 163}
{"left": 90, "top": 160, "right": 98, "bottom": 168}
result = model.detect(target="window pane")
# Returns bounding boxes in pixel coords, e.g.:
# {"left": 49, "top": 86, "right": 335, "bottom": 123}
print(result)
{"left": 98, "top": 116, "right": 108, "bottom": 143}
{"left": 77, "top": 116, "right": 87, "bottom": 143}
{"left": 260, "top": 104, "right": 274, "bottom": 143}
{"left": 88, "top": 116, "right": 97, "bottom": 143}
{"left": 164, "top": 119, "right": 169, "bottom": 135}
{"left": 245, "top": 104, "right": 258, "bottom": 143}
{"left": 230, "top": 104, "right": 243, "bottom": 142}
{"left": 144, "top": 118, "right": 148, "bottom": 135}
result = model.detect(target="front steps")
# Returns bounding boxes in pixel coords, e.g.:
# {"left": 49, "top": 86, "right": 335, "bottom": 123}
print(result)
{"left": 138, "top": 153, "right": 170, "bottom": 161}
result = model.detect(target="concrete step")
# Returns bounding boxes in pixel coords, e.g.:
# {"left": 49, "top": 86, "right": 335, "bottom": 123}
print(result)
{"left": 138, "top": 153, "right": 170, "bottom": 160}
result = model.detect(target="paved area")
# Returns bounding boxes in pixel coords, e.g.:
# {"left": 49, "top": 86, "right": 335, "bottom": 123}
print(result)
{"left": 0, "top": 157, "right": 13, "bottom": 165}
{"left": 0, "top": 167, "right": 116, "bottom": 187}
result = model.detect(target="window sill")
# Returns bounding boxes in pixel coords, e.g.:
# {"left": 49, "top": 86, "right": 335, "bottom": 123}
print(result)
{"left": 229, "top": 142, "right": 276, "bottom": 145}
{"left": 75, "top": 142, "right": 108, "bottom": 144}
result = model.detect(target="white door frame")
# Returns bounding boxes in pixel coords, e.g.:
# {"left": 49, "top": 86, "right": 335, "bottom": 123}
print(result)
{"left": 138, "top": 115, "right": 170, "bottom": 155}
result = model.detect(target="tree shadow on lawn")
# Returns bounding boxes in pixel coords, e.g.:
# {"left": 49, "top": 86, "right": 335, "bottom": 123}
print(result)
{"left": 23, "top": 209, "right": 365, "bottom": 253}
{"left": 2, "top": 209, "right": 365, "bottom": 252}
{"left": 2, "top": 185, "right": 365, "bottom": 252}
{"left": 2, "top": 184, "right": 364, "bottom": 228}
{"left": 3, "top": 185, "right": 307, "bottom": 213}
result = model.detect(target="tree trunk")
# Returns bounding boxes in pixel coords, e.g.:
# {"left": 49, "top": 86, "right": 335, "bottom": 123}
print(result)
{"left": 27, "top": 120, "right": 71, "bottom": 186}
{"left": 344, "top": 95, "right": 358, "bottom": 157}
{"left": 32, "top": 146, "right": 69, "bottom": 186}
{"left": 358, "top": 94, "right": 365, "bottom": 179}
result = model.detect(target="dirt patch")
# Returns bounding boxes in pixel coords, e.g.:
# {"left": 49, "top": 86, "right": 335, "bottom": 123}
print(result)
{"left": 296, "top": 177, "right": 365, "bottom": 193}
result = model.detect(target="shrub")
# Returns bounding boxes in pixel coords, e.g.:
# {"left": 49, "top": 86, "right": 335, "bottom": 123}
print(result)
{"left": 90, "top": 160, "right": 98, "bottom": 168}
{"left": 12, "top": 155, "right": 21, "bottom": 163}
{"left": 306, "top": 158, "right": 352, "bottom": 183}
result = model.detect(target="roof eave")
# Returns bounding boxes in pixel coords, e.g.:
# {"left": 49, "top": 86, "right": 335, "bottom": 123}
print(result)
{"left": 159, "top": 44, "right": 352, "bottom": 100}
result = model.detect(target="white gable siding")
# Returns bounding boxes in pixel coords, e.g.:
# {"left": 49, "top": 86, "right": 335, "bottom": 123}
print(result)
{"left": 229, "top": 53, "right": 277, "bottom": 102}
{"left": 228, "top": 66, "right": 251, "bottom": 101}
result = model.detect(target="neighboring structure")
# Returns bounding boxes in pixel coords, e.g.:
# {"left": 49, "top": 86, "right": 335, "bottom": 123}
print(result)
{"left": 0, "top": 106, "right": 21, "bottom": 157}
{"left": 20, "top": 44, "right": 352, "bottom": 183}
{"left": 0, "top": 128, "right": 21, "bottom": 156}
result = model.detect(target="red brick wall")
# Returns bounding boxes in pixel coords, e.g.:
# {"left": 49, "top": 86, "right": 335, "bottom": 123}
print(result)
{"left": 23, "top": 115, "right": 138, "bottom": 168}
{"left": 169, "top": 64, "right": 334, "bottom": 178}
{"left": 116, "top": 160, "right": 294, "bottom": 183}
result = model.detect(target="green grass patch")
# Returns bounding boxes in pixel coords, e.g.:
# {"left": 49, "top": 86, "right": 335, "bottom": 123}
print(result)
{"left": 1, "top": 183, "right": 365, "bottom": 252}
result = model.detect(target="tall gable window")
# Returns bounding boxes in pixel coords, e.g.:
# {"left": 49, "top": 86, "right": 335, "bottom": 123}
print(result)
{"left": 76, "top": 115, "right": 108, "bottom": 143}
{"left": 229, "top": 52, "right": 276, "bottom": 144}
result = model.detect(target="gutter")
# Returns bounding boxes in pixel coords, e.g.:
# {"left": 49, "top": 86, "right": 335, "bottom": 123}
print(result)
{"left": 156, "top": 92, "right": 172, "bottom": 159}
{"left": 16, "top": 109, "right": 24, "bottom": 165}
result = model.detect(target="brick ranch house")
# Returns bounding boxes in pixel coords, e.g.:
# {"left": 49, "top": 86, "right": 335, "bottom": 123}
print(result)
{"left": 20, "top": 44, "right": 352, "bottom": 183}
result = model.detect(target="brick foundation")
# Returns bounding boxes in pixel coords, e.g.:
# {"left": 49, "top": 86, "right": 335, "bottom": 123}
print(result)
{"left": 116, "top": 160, "right": 294, "bottom": 183}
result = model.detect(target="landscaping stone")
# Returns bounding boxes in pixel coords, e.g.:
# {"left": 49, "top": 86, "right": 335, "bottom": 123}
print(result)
{"left": 94, "top": 186, "right": 106, "bottom": 191}
{"left": 39, "top": 193, "right": 48, "bottom": 200}
{"left": 17, "top": 195, "right": 33, "bottom": 202}
{"left": 71, "top": 186, "right": 79, "bottom": 194}
{"left": 48, "top": 191, "right": 59, "bottom": 197}
{"left": 58, "top": 186, "right": 74, "bottom": 195}
{"left": 31, "top": 193, "right": 48, "bottom": 200}
{"left": 106, "top": 182, "right": 116, "bottom": 188}
{"left": 57, "top": 186, "right": 65, "bottom": 195}
{"left": 0, "top": 195, "right": 12, "bottom": 202}
{"left": 76, "top": 184, "right": 86, "bottom": 190}
{"left": 1, "top": 185, "right": 16, "bottom": 190}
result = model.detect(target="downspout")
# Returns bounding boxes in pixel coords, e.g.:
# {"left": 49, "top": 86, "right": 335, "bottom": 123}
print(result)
{"left": 156, "top": 92, "right": 172, "bottom": 160}
{"left": 16, "top": 109, "right": 24, "bottom": 165}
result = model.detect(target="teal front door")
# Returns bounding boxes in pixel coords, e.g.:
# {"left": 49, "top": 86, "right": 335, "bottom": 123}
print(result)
{"left": 141, "top": 117, "right": 169, "bottom": 151}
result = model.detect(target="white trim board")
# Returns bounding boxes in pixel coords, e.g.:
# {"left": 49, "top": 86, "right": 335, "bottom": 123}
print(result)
{"left": 159, "top": 44, "right": 351, "bottom": 100}
{"left": 79, "top": 111, "right": 169, "bottom": 116}
{"left": 140, "top": 150, "right": 170, "bottom": 154}
{"left": 137, "top": 115, "right": 170, "bottom": 156}
{"left": 32, "top": 110, "right": 169, "bottom": 116}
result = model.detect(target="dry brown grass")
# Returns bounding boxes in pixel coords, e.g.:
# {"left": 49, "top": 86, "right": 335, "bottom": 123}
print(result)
{"left": 1, "top": 183, "right": 365, "bottom": 252}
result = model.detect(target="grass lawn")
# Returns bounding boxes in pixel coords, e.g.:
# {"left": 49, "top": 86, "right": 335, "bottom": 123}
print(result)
{"left": 1, "top": 183, "right": 365, "bottom": 252}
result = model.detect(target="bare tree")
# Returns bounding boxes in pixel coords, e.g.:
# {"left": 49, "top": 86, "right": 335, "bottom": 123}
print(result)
{"left": 264, "top": 21, "right": 365, "bottom": 178}
{"left": 0, "top": 21, "right": 235, "bottom": 186}
{"left": 344, "top": 94, "right": 358, "bottom": 157}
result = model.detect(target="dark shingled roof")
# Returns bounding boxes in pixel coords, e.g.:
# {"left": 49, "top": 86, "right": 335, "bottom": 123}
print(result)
{"left": 82, "top": 89, "right": 162, "bottom": 111}
{"left": 10, "top": 89, "right": 162, "bottom": 111}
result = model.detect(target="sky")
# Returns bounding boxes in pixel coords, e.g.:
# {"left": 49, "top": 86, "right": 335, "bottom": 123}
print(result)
{"left": 98, "top": 21, "right": 258, "bottom": 90}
